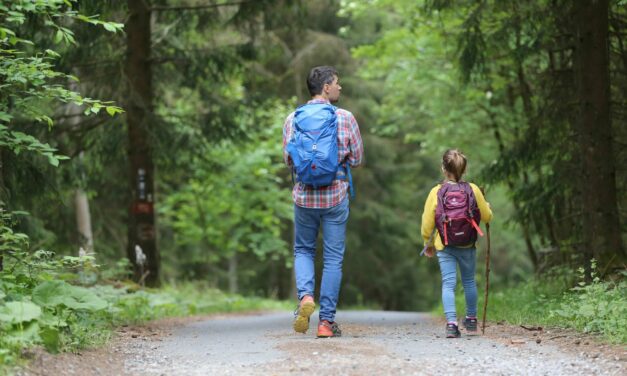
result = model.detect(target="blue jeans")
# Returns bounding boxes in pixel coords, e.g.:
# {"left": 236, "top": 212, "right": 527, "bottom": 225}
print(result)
{"left": 293, "top": 197, "right": 349, "bottom": 322}
{"left": 436, "top": 246, "right": 478, "bottom": 323}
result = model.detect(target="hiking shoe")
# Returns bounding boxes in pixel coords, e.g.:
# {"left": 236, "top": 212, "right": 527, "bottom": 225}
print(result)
{"left": 293, "top": 295, "right": 315, "bottom": 334}
{"left": 317, "top": 320, "right": 342, "bottom": 338}
{"left": 463, "top": 316, "right": 478, "bottom": 333}
{"left": 446, "top": 322, "right": 461, "bottom": 338}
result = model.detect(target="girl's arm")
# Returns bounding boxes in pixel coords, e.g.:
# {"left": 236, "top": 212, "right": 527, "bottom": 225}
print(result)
{"left": 421, "top": 185, "right": 440, "bottom": 246}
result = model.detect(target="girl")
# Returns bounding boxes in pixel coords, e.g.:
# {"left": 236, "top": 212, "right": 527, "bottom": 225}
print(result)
{"left": 421, "top": 149, "right": 493, "bottom": 338}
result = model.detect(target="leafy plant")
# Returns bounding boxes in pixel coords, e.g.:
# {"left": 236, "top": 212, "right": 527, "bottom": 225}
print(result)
{"left": 442, "top": 262, "right": 626, "bottom": 344}
{"left": 550, "top": 260, "right": 627, "bottom": 343}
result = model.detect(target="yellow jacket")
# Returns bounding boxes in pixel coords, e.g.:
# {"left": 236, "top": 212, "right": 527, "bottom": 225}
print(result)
{"left": 421, "top": 182, "right": 493, "bottom": 251}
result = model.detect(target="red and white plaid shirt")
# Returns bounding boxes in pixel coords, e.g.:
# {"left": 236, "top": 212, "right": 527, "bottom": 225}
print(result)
{"left": 283, "top": 99, "right": 364, "bottom": 208}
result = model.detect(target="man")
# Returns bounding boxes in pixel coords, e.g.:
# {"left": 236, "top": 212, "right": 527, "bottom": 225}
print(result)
{"left": 282, "top": 66, "right": 364, "bottom": 338}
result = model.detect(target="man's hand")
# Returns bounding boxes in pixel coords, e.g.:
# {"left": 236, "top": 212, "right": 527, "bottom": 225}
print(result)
{"left": 424, "top": 246, "right": 435, "bottom": 258}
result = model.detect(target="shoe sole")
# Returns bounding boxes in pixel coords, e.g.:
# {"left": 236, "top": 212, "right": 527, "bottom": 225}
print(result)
{"left": 317, "top": 333, "right": 340, "bottom": 338}
{"left": 446, "top": 333, "right": 461, "bottom": 338}
{"left": 293, "top": 301, "right": 315, "bottom": 333}
{"left": 317, "top": 329, "right": 340, "bottom": 338}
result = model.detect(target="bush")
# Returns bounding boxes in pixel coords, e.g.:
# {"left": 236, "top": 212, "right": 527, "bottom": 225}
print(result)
{"left": 432, "top": 262, "right": 626, "bottom": 344}
{"left": 0, "top": 215, "right": 288, "bottom": 372}
{"left": 549, "top": 260, "right": 627, "bottom": 343}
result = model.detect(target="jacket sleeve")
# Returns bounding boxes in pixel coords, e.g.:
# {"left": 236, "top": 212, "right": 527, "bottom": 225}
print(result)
{"left": 421, "top": 185, "right": 440, "bottom": 246}
{"left": 470, "top": 183, "right": 493, "bottom": 223}
{"left": 347, "top": 113, "right": 364, "bottom": 168}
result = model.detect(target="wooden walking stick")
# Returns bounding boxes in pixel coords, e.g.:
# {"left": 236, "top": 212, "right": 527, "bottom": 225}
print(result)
{"left": 482, "top": 222, "right": 491, "bottom": 335}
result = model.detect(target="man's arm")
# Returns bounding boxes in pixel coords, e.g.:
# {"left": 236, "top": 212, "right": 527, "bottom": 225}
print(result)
{"left": 347, "top": 113, "right": 363, "bottom": 167}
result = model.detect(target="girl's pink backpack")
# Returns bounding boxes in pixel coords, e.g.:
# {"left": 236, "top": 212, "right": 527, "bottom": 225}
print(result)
{"left": 435, "top": 182, "right": 484, "bottom": 247}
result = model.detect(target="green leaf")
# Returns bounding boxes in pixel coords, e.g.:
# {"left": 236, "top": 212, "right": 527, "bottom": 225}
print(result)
{"left": 105, "top": 106, "right": 124, "bottom": 116}
{"left": 75, "top": 14, "right": 92, "bottom": 23}
{"left": 33, "top": 281, "right": 107, "bottom": 311}
{"left": 54, "top": 29, "right": 63, "bottom": 44}
{"left": 32, "top": 281, "right": 68, "bottom": 308}
{"left": 4, "top": 322, "right": 41, "bottom": 345}
{"left": 39, "top": 327, "right": 60, "bottom": 353}
{"left": 63, "top": 286, "right": 108, "bottom": 311}
{"left": 46, "top": 154, "right": 60, "bottom": 167}
{"left": 44, "top": 49, "right": 61, "bottom": 58}
{"left": 0, "top": 111, "right": 12, "bottom": 122}
{"left": 38, "top": 311, "right": 67, "bottom": 328}
{"left": 0, "top": 27, "right": 16, "bottom": 38}
{"left": 103, "top": 23, "right": 117, "bottom": 32}
{"left": 0, "top": 301, "right": 42, "bottom": 323}
{"left": 578, "top": 304, "right": 596, "bottom": 317}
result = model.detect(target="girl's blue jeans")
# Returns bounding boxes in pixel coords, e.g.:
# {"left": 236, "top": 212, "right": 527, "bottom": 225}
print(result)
{"left": 436, "top": 246, "right": 478, "bottom": 323}
{"left": 293, "top": 197, "right": 349, "bottom": 323}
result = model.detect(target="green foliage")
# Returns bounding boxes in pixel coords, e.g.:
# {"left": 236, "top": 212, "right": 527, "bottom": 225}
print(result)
{"left": 550, "top": 261, "right": 627, "bottom": 343}
{"left": 0, "top": 301, "right": 42, "bottom": 323}
{"left": 0, "top": 0, "right": 123, "bottom": 165}
{"left": 0, "top": 241, "right": 107, "bottom": 359}
{"left": 0, "top": 247, "right": 289, "bottom": 370}
{"left": 441, "top": 263, "right": 626, "bottom": 344}
{"left": 0, "top": 208, "right": 28, "bottom": 253}
{"left": 469, "top": 267, "right": 574, "bottom": 327}
{"left": 344, "top": 0, "right": 627, "bottom": 275}
{"left": 108, "top": 283, "right": 289, "bottom": 325}
{"left": 159, "top": 98, "right": 293, "bottom": 277}
{"left": 0, "top": 6, "right": 125, "bottom": 365}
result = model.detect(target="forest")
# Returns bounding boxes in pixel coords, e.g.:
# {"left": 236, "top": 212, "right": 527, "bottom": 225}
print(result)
{"left": 0, "top": 0, "right": 625, "bottom": 368}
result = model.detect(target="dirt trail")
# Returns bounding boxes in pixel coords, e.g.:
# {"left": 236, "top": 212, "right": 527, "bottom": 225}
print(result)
{"left": 19, "top": 311, "right": 626, "bottom": 375}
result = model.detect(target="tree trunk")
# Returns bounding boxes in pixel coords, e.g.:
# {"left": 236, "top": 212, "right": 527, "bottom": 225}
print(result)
{"left": 67, "top": 72, "right": 95, "bottom": 255}
{"left": 228, "top": 253, "right": 238, "bottom": 294}
{"left": 126, "top": 0, "right": 159, "bottom": 286}
{"left": 574, "top": 0, "right": 625, "bottom": 273}
{"left": 75, "top": 180, "right": 94, "bottom": 253}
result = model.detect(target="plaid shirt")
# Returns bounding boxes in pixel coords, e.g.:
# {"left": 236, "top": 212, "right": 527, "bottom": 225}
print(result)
{"left": 283, "top": 99, "right": 364, "bottom": 208}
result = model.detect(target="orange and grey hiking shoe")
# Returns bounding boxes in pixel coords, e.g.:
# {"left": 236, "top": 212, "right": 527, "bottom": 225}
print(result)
{"left": 317, "top": 320, "right": 342, "bottom": 338}
{"left": 293, "top": 295, "right": 315, "bottom": 334}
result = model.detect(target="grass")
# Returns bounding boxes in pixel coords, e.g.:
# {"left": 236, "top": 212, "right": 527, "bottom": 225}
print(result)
{"left": 107, "top": 281, "right": 292, "bottom": 324}
{"left": 432, "top": 264, "right": 627, "bottom": 344}
{"left": 0, "top": 280, "right": 291, "bottom": 373}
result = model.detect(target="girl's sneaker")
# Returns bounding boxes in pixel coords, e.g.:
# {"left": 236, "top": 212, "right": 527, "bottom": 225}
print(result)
{"left": 446, "top": 322, "right": 461, "bottom": 338}
{"left": 463, "top": 316, "right": 478, "bottom": 333}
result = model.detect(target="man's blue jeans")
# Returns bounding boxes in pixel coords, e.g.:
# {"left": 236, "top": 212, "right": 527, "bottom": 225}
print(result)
{"left": 293, "top": 197, "right": 349, "bottom": 323}
{"left": 436, "top": 246, "right": 478, "bottom": 323}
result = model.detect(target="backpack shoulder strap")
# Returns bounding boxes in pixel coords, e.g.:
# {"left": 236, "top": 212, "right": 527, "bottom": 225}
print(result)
{"left": 460, "top": 181, "right": 478, "bottom": 208}
{"left": 435, "top": 183, "right": 448, "bottom": 217}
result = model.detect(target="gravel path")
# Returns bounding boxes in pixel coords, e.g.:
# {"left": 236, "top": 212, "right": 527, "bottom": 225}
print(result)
{"left": 115, "top": 310, "right": 624, "bottom": 376}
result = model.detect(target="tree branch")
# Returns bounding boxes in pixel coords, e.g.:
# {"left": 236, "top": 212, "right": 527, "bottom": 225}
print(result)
{"left": 151, "top": 1, "right": 254, "bottom": 12}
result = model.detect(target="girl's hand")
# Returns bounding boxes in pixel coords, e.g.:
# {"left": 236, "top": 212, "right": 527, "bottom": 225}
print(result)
{"left": 424, "top": 246, "right": 435, "bottom": 258}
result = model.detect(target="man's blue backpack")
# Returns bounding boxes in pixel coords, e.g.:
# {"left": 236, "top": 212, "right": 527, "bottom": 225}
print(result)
{"left": 286, "top": 103, "right": 353, "bottom": 194}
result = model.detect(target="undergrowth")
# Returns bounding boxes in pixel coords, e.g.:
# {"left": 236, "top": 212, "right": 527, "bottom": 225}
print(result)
{"left": 433, "top": 261, "right": 626, "bottom": 344}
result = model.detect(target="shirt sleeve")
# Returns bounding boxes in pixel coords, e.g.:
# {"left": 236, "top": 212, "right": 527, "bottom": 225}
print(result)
{"left": 470, "top": 183, "right": 493, "bottom": 223}
{"left": 347, "top": 113, "right": 364, "bottom": 168}
{"left": 282, "top": 113, "right": 294, "bottom": 166}
{"left": 421, "top": 185, "right": 440, "bottom": 246}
